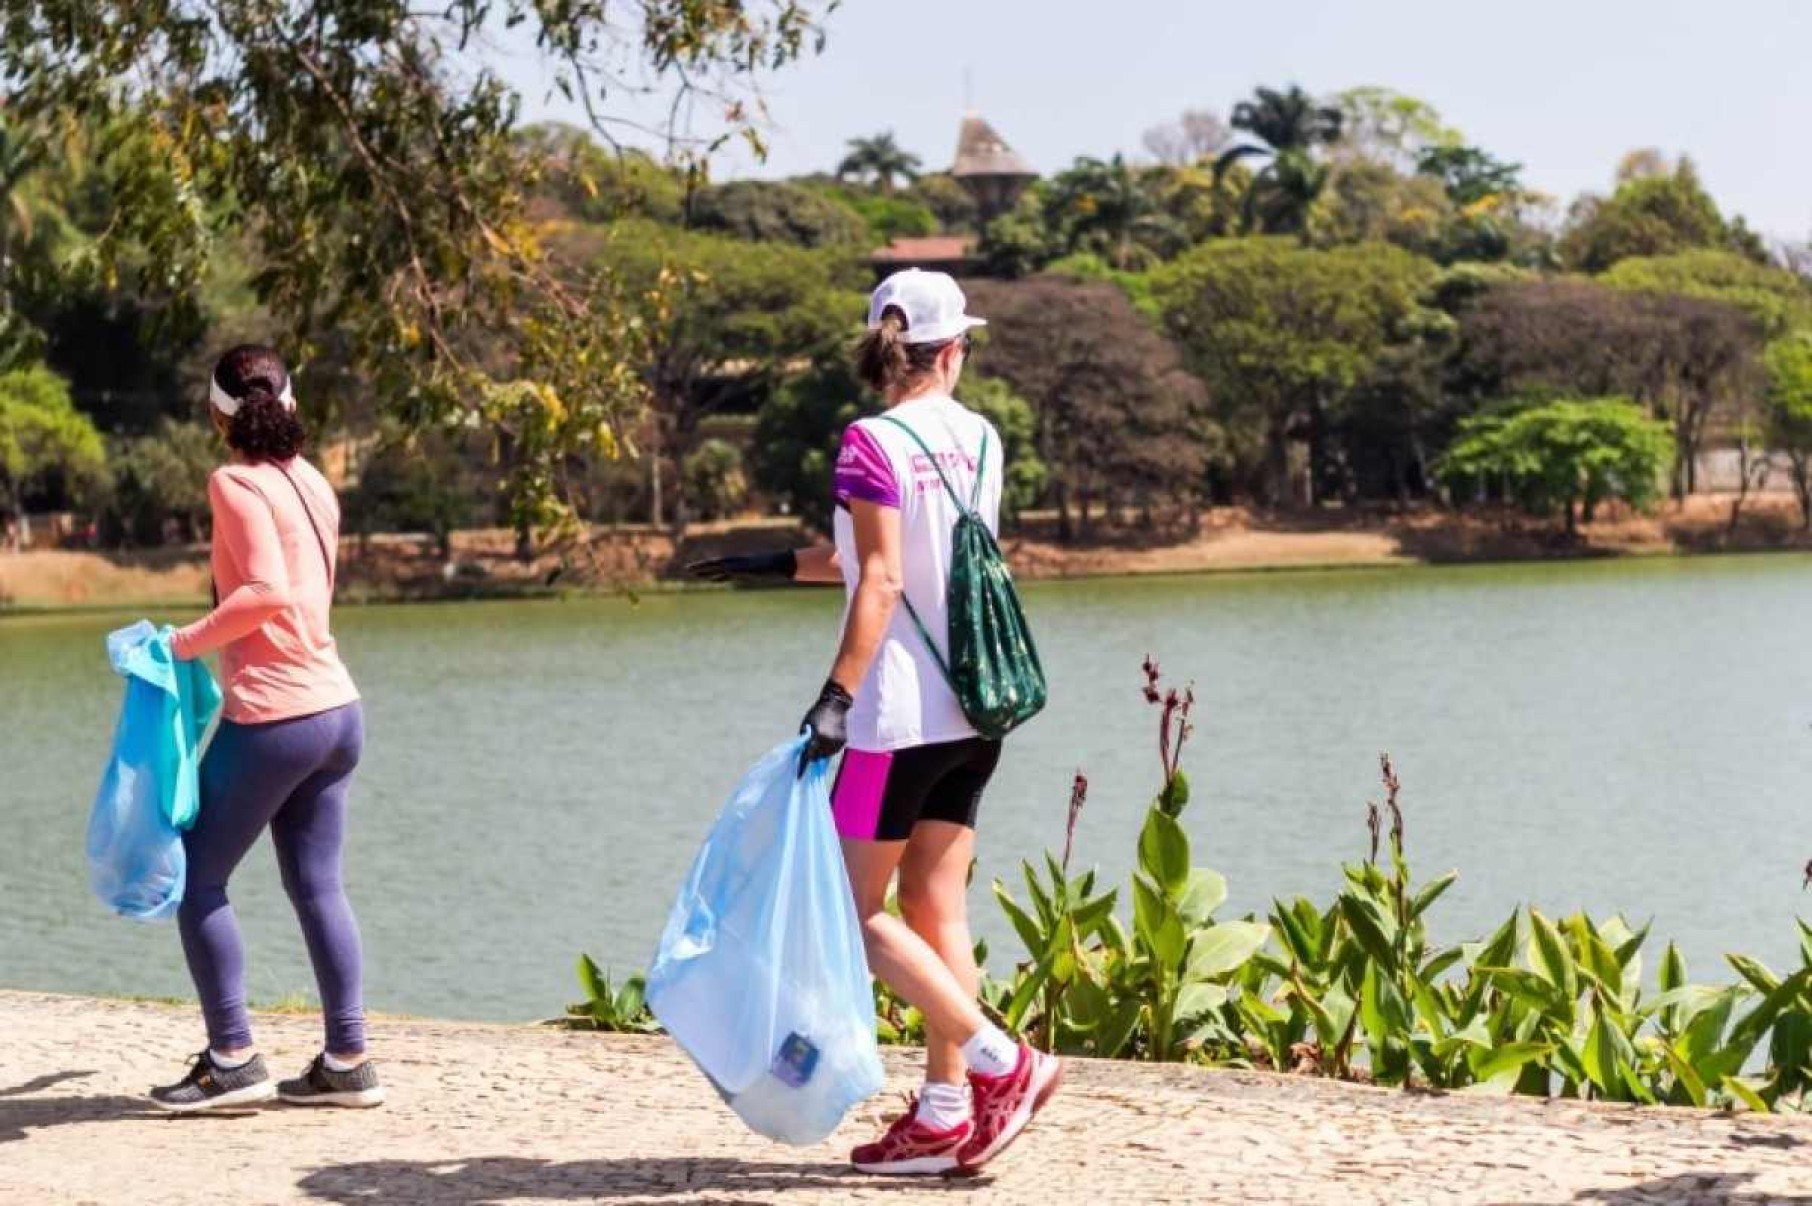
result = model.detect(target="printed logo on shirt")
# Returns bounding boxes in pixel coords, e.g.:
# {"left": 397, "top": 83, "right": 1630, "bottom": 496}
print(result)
{"left": 906, "top": 451, "right": 977, "bottom": 494}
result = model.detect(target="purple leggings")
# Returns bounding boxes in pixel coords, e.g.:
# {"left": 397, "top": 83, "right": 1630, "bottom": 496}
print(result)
{"left": 179, "top": 702, "right": 367, "bottom": 1055}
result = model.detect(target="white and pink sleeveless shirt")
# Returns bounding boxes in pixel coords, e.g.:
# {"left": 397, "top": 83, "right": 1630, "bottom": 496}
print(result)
{"left": 832, "top": 392, "right": 1004, "bottom": 753}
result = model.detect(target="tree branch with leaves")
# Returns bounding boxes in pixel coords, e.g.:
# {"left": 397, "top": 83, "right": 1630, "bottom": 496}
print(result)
{"left": 0, "top": 0, "right": 835, "bottom": 531}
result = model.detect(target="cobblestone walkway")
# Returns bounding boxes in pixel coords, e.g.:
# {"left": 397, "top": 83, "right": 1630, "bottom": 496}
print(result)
{"left": 4, "top": 991, "right": 1812, "bottom": 1204}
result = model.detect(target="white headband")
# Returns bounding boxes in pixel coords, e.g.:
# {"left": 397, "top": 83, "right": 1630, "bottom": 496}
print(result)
{"left": 209, "top": 373, "right": 296, "bottom": 417}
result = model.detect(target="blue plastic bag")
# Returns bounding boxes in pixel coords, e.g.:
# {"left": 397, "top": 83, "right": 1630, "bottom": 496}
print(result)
{"left": 647, "top": 737, "right": 886, "bottom": 1145}
{"left": 87, "top": 620, "right": 222, "bottom": 921}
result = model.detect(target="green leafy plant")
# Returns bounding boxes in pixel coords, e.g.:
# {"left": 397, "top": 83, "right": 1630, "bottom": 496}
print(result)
{"left": 567, "top": 955, "right": 659, "bottom": 1033}
{"left": 992, "top": 658, "right": 1270, "bottom": 1061}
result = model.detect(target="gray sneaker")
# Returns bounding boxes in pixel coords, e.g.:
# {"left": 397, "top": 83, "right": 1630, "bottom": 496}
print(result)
{"left": 277, "top": 1054, "right": 386, "bottom": 1108}
{"left": 150, "top": 1050, "right": 276, "bottom": 1113}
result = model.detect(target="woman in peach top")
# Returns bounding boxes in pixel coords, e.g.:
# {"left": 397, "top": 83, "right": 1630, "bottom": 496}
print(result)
{"left": 149, "top": 345, "right": 382, "bottom": 1113}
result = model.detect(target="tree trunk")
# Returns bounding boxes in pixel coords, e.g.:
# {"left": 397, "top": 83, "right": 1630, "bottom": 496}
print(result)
{"left": 1055, "top": 481, "right": 1073, "bottom": 544}
{"left": 10, "top": 482, "right": 27, "bottom": 552}
{"left": 648, "top": 431, "right": 664, "bottom": 529}
{"left": 1265, "top": 423, "right": 1289, "bottom": 509}
{"left": 1564, "top": 498, "right": 1578, "bottom": 538}
{"left": 1794, "top": 456, "right": 1812, "bottom": 532}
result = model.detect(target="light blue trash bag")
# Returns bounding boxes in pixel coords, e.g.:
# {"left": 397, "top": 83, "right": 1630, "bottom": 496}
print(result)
{"left": 647, "top": 736, "right": 886, "bottom": 1145}
{"left": 87, "top": 620, "right": 221, "bottom": 921}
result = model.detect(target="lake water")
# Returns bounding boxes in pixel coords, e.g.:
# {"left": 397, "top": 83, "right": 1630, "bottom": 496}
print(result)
{"left": 4, "top": 556, "right": 1812, "bottom": 1026}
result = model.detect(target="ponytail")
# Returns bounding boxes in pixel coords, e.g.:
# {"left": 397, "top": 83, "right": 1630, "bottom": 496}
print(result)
{"left": 227, "top": 388, "right": 307, "bottom": 462}
{"left": 855, "top": 306, "right": 949, "bottom": 394}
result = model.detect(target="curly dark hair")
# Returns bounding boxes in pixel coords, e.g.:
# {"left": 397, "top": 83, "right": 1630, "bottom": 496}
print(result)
{"left": 214, "top": 344, "right": 306, "bottom": 462}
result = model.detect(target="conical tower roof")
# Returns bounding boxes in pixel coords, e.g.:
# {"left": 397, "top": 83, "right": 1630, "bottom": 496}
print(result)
{"left": 953, "top": 114, "right": 1036, "bottom": 180}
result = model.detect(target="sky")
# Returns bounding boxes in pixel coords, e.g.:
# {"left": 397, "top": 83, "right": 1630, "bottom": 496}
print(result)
{"left": 500, "top": 0, "right": 1812, "bottom": 240}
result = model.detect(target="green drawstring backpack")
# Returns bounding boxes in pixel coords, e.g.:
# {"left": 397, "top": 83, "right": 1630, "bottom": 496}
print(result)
{"left": 879, "top": 414, "right": 1048, "bottom": 740}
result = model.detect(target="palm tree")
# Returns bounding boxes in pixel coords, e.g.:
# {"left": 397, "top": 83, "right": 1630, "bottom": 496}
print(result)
{"left": 836, "top": 132, "right": 922, "bottom": 195}
{"left": 1214, "top": 86, "right": 1344, "bottom": 235}
{"left": 1046, "top": 155, "right": 1184, "bottom": 270}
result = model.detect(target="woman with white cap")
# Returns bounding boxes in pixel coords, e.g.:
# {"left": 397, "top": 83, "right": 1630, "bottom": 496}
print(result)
{"left": 148, "top": 344, "right": 382, "bottom": 1113}
{"left": 694, "top": 269, "right": 1062, "bottom": 1175}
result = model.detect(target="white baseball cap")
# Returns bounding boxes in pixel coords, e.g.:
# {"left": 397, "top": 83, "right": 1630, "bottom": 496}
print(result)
{"left": 867, "top": 269, "right": 987, "bottom": 345}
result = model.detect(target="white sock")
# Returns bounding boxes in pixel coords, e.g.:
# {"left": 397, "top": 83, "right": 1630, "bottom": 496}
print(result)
{"left": 322, "top": 1051, "right": 360, "bottom": 1072}
{"left": 960, "top": 1025, "right": 1020, "bottom": 1078}
{"left": 209, "top": 1048, "right": 253, "bottom": 1070}
{"left": 915, "top": 1081, "right": 972, "bottom": 1131}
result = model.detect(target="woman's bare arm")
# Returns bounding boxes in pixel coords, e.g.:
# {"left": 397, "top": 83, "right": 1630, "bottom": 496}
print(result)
{"left": 827, "top": 502, "right": 901, "bottom": 693}
{"left": 793, "top": 544, "right": 843, "bottom": 584}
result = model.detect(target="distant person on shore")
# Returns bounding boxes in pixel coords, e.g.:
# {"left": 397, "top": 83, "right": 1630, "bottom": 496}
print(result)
{"left": 148, "top": 345, "right": 382, "bottom": 1113}
{"left": 690, "top": 270, "right": 1061, "bottom": 1175}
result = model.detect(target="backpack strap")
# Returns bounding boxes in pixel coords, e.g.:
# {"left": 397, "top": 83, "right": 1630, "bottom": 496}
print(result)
{"left": 871, "top": 413, "right": 989, "bottom": 694}
{"left": 877, "top": 414, "right": 979, "bottom": 518}
{"left": 971, "top": 429, "right": 990, "bottom": 510}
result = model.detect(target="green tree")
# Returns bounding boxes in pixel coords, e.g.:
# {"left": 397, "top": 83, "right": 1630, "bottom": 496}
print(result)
{"left": 751, "top": 362, "right": 1049, "bottom": 533}
{"left": 680, "top": 438, "right": 749, "bottom": 522}
{"left": 1307, "top": 158, "right": 1454, "bottom": 254}
{"left": 1436, "top": 399, "right": 1672, "bottom": 535}
{"left": 0, "top": 0, "right": 833, "bottom": 529}
{"left": 687, "top": 180, "right": 871, "bottom": 248}
{"left": 1153, "top": 238, "right": 1440, "bottom": 505}
{"left": 1140, "top": 163, "right": 1246, "bottom": 247}
{"left": 1602, "top": 250, "right": 1812, "bottom": 338}
{"left": 1215, "top": 85, "right": 1345, "bottom": 234}
{"left": 796, "top": 179, "right": 938, "bottom": 243}
{"left": 978, "top": 188, "right": 1058, "bottom": 279}
{"left": 1042, "top": 155, "right": 1184, "bottom": 270}
{"left": 575, "top": 220, "right": 865, "bottom": 528}
{"left": 956, "top": 374, "right": 1048, "bottom": 520}
{"left": 343, "top": 428, "right": 486, "bottom": 560}
{"left": 836, "top": 132, "right": 923, "bottom": 195}
{"left": 1764, "top": 334, "right": 1812, "bottom": 529}
{"left": 751, "top": 359, "right": 867, "bottom": 533}
{"left": 0, "top": 363, "right": 105, "bottom": 549}
{"left": 102, "top": 419, "right": 216, "bottom": 546}
{"left": 905, "top": 172, "right": 979, "bottom": 233}
{"left": 1562, "top": 157, "right": 1759, "bottom": 273}
{"left": 0, "top": 116, "right": 49, "bottom": 317}
{"left": 1416, "top": 144, "right": 1525, "bottom": 207}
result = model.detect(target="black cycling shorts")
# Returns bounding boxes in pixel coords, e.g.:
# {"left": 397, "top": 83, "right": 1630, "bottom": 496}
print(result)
{"left": 829, "top": 738, "right": 1003, "bottom": 842}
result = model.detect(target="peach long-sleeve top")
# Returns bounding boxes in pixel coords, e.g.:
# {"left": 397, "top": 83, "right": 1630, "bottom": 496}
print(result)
{"left": 171, "top": 459, "right": 360, "bottom": 725}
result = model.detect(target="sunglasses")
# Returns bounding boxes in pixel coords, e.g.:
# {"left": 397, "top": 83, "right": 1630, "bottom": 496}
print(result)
{"left": 959, "top": 333, "right": 975, "bottom": 356}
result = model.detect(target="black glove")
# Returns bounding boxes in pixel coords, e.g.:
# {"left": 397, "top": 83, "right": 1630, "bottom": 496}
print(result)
{"left": 685, "top": 549, "right": 797, "bottom": 584}
{"left": 798, "top": 679, "right": 853, "bottom": 776}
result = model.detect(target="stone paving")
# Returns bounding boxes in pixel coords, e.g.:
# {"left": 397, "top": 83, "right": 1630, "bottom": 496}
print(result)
{"left": 4, "top": 990, "right": 1812, "bottom": 1205}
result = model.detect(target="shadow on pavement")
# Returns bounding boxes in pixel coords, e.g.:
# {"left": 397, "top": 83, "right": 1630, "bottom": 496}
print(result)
{"left": 0, "top": 1072, "right": 165, "bottom": 1144}
{"left": 0, "top": 1071, "right": 96, "bottom": 1098}
{"left": 1566, "top": 1171, "right": 1812, "bottom": 1204}
{"left": 299, "top": 1157, "right": 991, "bottom": 1204}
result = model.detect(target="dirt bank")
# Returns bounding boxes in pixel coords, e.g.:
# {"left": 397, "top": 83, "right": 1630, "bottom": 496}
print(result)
{"left": 5, "top": 495, "right": 1809, "bottom": 611}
